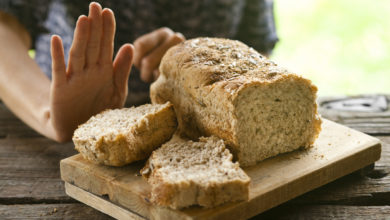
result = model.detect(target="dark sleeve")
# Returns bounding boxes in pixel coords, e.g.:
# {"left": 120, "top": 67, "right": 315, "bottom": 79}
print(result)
{"left": 0, "top": 0, "right": 51, "bottom": 49}
{"left": 235, "top": 0, "right": 279, "bottom": 55}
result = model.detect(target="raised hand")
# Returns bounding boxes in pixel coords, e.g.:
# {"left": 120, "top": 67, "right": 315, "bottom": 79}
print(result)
{"left": 133, "top": 27, "right": 185, "bottom": 83}
{"left": 49, "top": 2, "right": 134, "bottom": 141}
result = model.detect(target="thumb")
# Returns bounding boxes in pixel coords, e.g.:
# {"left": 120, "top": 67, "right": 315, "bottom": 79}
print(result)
{"left": 113, "top": 44, "right": 134, "bottom": 93}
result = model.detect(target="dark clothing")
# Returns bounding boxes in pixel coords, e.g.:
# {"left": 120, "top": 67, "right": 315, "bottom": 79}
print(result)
{"left": 0, "top": 0, "right": 278, "bottom": 102}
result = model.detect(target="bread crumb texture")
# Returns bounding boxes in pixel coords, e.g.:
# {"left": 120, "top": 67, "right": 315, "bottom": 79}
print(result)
{"left": 72, "top": 102, "right": 177, "bottom": 166}
{"left": 141, "top": 136, "right": 250, "bottom": 209}
{"left": 151, "top": 37, "right": 322, "bottom": 166}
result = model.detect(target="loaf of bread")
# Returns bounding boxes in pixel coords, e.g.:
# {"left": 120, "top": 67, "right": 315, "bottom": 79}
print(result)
{"left": 72, "top": 102, "right": 177, "bottom": 166}
{"left": 151, "top": 38, "right": 322, "bottom": 167}
{"left": 141, "top": 136, "right": 250, "bottom": 209}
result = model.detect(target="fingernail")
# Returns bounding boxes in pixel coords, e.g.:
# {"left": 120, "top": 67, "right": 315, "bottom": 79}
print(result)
{"left": 90, "top": 2, "right": 102, "bottom": 10}
{"left": 51, "top": 35, "right": 59, "bottom": 42}
{"left": 103, "top": 8, "right": 113, "bottom": 13}
{"left": 175, "top": 32, "right": 185, "bottom": 40}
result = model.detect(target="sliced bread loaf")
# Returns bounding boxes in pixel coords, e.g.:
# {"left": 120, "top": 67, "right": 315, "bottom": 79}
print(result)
{"left": 151, "top": 37, "right": 322, "bottom": 167}
{"left": 72, "top": 102, "right": 177, "bottom": 166}
{"left": 141, "top": 136, "right": 251, "bottom": 209}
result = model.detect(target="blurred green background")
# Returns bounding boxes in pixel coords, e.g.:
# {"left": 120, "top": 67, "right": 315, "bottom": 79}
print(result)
{"left": 271, "top": 0, "right": 390, "bottom": 96}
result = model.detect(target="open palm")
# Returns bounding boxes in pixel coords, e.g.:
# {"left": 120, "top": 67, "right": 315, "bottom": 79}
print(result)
{"left": 49, "top": 3, "right": 134, "bottom": 141}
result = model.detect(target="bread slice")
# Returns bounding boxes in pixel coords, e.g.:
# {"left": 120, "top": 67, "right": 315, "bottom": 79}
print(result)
{"left": 151, "top": 37, "right": 322, "bottom": 167}
{"left": 141, "top": 136, "right": 251, "bottom": 209}
{"left": 72, "top": 102, "right": 177, "bottom": 166}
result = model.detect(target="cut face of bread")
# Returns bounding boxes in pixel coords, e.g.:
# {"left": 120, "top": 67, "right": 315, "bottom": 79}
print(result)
{"left": 141, "top": 136, "right": 250, "bottom": 209}
{"left": 151, "top": 37, "right": 322, "bottom": 166}
{"left": 72, "top": 102, "right": 177, "bottom": 166}
{"left": 234, "top": 78, "right": 321, "bottom": 165}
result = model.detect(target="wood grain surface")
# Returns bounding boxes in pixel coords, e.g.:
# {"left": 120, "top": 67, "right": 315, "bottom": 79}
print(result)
{"left": 1, "top": 95, "right": 389, "bottom": 220}
{"left": 60, "top": 119, "right": 382, "bottom": 220}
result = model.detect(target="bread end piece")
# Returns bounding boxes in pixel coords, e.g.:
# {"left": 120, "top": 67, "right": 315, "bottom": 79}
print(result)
{"left": 141, "top": 136, "right": 250, "bottom": 209}
{"left": 73, "top": 102, "right": 177, "bottom": 166}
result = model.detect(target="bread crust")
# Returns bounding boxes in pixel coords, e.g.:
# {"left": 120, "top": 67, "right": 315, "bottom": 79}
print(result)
{"left": 73, "top": 102, "right": 177, "bottom": 166}
{"left": 151, "top": 38, "right": 322, "bottom": 166}
{"left": 141, "top": 136, "right": 250, "bottom": 209}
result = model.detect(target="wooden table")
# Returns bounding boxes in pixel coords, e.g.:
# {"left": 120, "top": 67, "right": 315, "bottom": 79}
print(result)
{"left": 1, "top": 95, "right": 389, "bottom": 219}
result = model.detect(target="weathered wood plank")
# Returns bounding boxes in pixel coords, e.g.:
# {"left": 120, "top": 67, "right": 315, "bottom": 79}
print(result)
{"left": 0, "top": 103, "right": 42, "bottom": 138}
{"left": 64, "top": 183, "right": 390, "bottom": 220}
{"left": 255, "top": 205, "right": 390, "bottom": 220}
{"left": 318, "top": 95, "right": 390, "bottom": 134}
{"left": 0, "top": 138, "right": 76, "bottom": 202}
{"left": 289, "top": 172, "right": 390, "bottom": 206}
{"left": 0, "top": 121, "right": 387, "bottom": 208}
{"left": 285, "top": 136, "right": 390, "bottom": 205}
{"left": 61, "top": 120, "right": 382, "bottom": 220}
{"left": 66, "top": 182, "right": 145, "bottom": 220}
{"left": 0, "top": 203, "right": 113, "bottom": 219}
{"left": 1, "top": 203, "right": 388, "bottom": 220}
{"left": 1, "top": 97, "right": 390, "bottom": 219}
{"left": 372, "top": 136, "right": 390, "bottom": 168}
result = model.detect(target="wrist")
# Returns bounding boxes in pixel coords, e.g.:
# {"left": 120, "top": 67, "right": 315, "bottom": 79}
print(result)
{"left": 42, "top": 108, "right": 73, "bottom": 143}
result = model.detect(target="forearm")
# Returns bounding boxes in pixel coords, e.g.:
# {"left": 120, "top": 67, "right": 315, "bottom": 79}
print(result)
{"left": 0, "top": 14, "right": 62, "bottom": 141}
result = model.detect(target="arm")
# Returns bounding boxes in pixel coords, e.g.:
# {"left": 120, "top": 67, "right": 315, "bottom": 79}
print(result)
{"left": 0, "top": 3, "right": 134, "bottom": 142}
{"left": 0, "top": 11, "right": 56, "bottom": 139}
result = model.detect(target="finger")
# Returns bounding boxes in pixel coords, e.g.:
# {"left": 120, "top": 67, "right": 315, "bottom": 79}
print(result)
{"left": 133, "top": 27, "right": 173, "bottom": 68}
{"left": 113, "top": 44, "right": 134, "bottom": 93}
{"left": 140, "top": 33, "right": 184, "bottom": 83}
{"left": 100, "top": 8, "right": 115, "bottom": 64}
{"left": 67, "top": 15, "right": 89, "bottom": 73}
{"left": 51, "top": 35, "right": 66, "bottom": 84}
{"left": 86, "top": 2, "right": 103, "bottom": 65}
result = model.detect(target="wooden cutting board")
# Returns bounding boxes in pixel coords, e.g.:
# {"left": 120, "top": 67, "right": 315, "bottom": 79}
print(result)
{"left": 60, "top": 119, "right": 382, "bottom": 220}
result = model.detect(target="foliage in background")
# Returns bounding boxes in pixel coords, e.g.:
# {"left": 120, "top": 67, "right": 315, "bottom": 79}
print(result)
{"left": 272, "top": 0, "right": 390, "bottom": 96}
